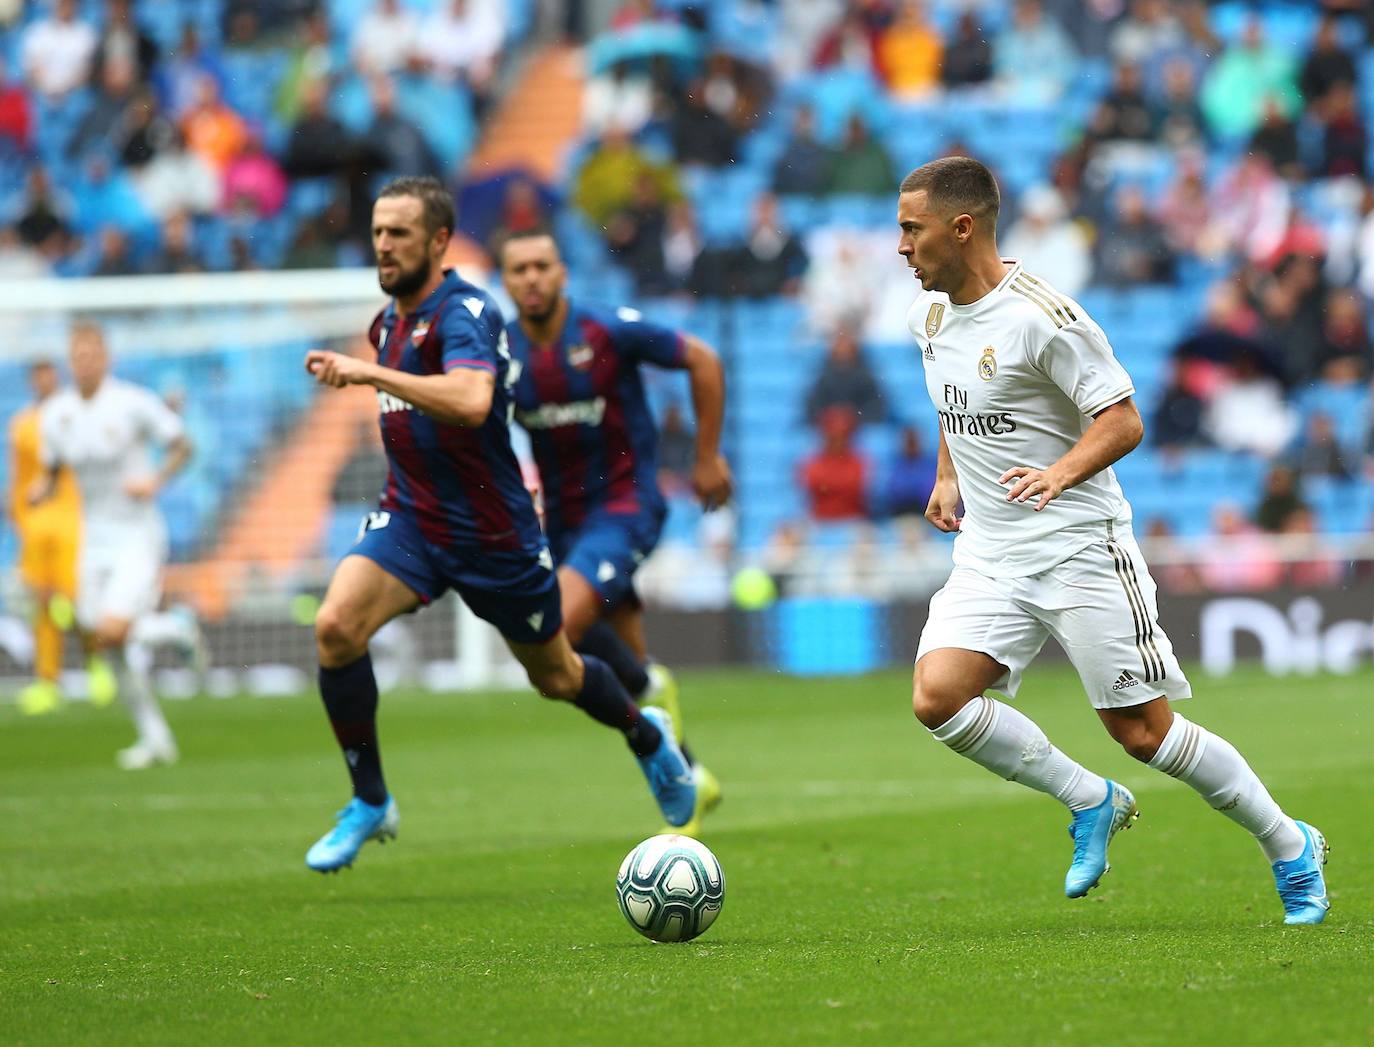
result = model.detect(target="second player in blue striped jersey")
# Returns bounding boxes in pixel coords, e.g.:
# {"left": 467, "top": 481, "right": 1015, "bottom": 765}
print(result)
{"left": 500, "top": 227, "right": 731, "bottom": 835}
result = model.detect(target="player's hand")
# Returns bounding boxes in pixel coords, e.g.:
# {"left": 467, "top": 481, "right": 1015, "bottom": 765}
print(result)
{"left": 124, "top": 475, "right": 159, "bottom": 500}
{"left": 1000, "top": 466, "right": 1066, "bottom": 511}
{"left": 924, "top": 479, "right": 961, "bottom": 532}
{"left": 691, "top": 454, "right": 733, "bottom": 511}
{"left": 26, "top": 478, "right": 51, "bottom": 507}
{"left": 306, "top": 350, "right": 374, "bottom": 388}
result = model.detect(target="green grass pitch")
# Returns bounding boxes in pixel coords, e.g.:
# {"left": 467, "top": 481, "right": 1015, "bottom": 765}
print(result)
{"left": 3, "top": 664, "right": 1371, "bottom": 1044}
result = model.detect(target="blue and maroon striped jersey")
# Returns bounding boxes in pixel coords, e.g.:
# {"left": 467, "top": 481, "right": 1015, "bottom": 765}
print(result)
{"left": 506, "top": 300, "right": 687, "bottom": 533}
{"left": 368, "top": 269, "right": 542, "bottom": 552}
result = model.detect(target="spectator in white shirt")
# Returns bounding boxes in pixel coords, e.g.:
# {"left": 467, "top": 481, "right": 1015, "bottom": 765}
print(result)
{"left": 583, "top": 61, "right": 654, "bottom": 137}
{"left": 21, "top": 0, "right": 97, "bottom": 101}
{"left": 1000, "top": 184, "right": 1091, "bottom": 296}
{"left": 351, "top": 0, "right": 419, "bottom": 78}
{"left": 1203, "top": 351, "right": 1298, "bottom": 459}
{"left": 418, "top": 0, "right": 503, "bottom": 112}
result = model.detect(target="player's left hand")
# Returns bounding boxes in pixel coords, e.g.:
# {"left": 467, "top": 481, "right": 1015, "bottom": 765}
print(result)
{"left": 691, "top": 454, "right": 733, "bottom": 511}
{"left": 306, "top": 350, "right": 374, "bottom": 388}
{"left": 1000, "top": 466, "right": 1066, "bottom": 511}
{"left": 124, "top": 475, "right": 159, "bottom": 500}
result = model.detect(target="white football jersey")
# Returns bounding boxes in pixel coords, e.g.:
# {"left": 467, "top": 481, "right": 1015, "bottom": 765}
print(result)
{"left": 908, "top": 259, "right": 1135, "bottom": 577}
{"left": 41, "top": 377, "right": 184, "bottom": 543}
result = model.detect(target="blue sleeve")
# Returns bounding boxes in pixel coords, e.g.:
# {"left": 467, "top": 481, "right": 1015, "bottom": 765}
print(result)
{"left": 611, "top": 307, "right": 687, "bottom": 368}
{"left": 438, "top": 308, "right": 497, "bottom": 375}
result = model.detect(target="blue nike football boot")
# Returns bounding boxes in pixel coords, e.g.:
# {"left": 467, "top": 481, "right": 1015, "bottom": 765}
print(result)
{"left": 1273, "top": 821, "right": 1329, "bottom": 925}
{"left": 306, "top": 796, "right": 399, "bottom": 873}
{"left": 1065, "top": 780, "right": 1139, "bottom": 898}
{"left": 636, "top": 707, "right": 696, "bottom": 827}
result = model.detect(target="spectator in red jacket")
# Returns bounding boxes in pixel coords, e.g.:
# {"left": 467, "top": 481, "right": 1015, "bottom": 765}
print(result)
{"left": 799, "top": 406, "right": 869, "bottom": 521}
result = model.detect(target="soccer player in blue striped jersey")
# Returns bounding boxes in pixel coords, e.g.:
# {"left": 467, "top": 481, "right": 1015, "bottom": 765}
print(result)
{"left": 500, "top": 228, "right": 731, "bottom": 834}
{"left": 299, "top": 179, "right": 694, "bottom": 872}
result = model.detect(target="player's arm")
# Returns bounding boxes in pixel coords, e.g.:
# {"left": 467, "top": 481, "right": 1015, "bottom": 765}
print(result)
{"left": 679, "top": 334, "right": 732, "bottom": 510}
{"left": 1003, "top": 323, "right": 1142, "bottom": 511}
{"left": 925, "top": 427, "right": 962, "bottom": 532}
{"left": 1002, "top": 398, "right": 1142, "bottom": 511}
{"left": 123, "top": 390, "right": 193, "bottom": 500}
{"left": 152, "top": 434, "right": 193, "bottom": 490}
{"left": 305, "top": 350, "right": 495, "bottom": 427}
{"left": 28, "top": 411, "right": 62, "bottom": 507}
{"left": 27, "top": 462, "right": 61, "bottom": 508}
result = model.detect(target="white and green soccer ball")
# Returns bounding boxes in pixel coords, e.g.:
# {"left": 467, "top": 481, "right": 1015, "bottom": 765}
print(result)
{"left": 615, "top": 834, "right": 725, "bottom": 943}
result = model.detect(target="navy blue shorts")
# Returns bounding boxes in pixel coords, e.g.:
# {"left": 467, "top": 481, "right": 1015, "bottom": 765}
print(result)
{"left": 351, "top": 509, "right": 562, "bottom": 645}
{"left": 548, "top": 507, "right": 665, "bottom": 609}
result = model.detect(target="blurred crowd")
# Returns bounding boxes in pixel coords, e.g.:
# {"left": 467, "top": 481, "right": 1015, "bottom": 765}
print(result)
{"left": 6, "top": 0, "right": 1373, "bottom": 604}
{"left": 561, "top": 0, "right": 1374, "bottom": 597}
{"left": 0, "top": 0, "right": 509, "bottom": 276}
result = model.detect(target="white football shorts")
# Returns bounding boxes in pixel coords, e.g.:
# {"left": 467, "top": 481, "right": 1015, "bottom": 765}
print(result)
{"left": 77, "top": 529, "right": 166, "bottom": 629}
{"left": 916, "top": 526, "right": 1192, "bottom": 710}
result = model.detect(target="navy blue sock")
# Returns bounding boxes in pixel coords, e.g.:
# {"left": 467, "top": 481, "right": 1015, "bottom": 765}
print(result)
{"left": 573, "top": 655, "right": 662, "bottom": 757}
{"left": 576, "top": 621, "right": 651, "bottom": 698}
{"left": 576, "top": 624, "right": 698, "bottom": 767}
{"left": 319, "top": 653, "right": 387, "bottom": 806}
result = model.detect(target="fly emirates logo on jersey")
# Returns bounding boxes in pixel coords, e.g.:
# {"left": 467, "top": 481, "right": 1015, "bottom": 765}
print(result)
{"left": 937, "top": 383, "right": 1017, "bottom": 437}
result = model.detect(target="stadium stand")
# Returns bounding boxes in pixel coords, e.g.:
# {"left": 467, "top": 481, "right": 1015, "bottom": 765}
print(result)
{"left": 2, "top": 0, "right": 1373, "bottom": 623}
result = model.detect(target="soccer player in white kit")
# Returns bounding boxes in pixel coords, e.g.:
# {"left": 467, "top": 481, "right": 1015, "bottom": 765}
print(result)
{"left": 897, "top": 157, "right": 1329, "bottom": 925}
{"left": 31, "top": 324, "right": 193, "bottom": 769}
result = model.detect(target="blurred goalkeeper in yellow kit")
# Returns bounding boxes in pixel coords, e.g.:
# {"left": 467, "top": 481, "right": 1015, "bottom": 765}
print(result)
{"left": 8, "top": 359, "right": 82, "bottom": 715}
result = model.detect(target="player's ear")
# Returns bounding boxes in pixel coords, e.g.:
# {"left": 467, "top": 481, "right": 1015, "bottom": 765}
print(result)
{"left": 431, "top": 224, "right": 451, "bottom": 257}
{"left": 952, "top": 213, "right": 974, "bottom": 243}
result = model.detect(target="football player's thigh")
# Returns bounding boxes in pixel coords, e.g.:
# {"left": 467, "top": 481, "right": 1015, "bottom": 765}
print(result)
{"left": 76, "top": 549, "right": 116, "bottom": 633}
{"left": 321, "top": 554, "right": 424, "bottom": 640}
{"left": 556, "top": 564, "right": 601, "bottom": 644}
{"left": 1045, "top": 543, "right": 1190, "bottom": 710}
{"left": 915, "top": 568, "right": 1049, "bottom": 711}
{"left": 97, "top": 540, "right": 164, "bottom": 631}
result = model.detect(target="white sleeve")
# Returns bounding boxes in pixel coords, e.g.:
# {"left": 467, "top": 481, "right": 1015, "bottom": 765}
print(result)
{"left": 132, "top": 388, "right": 186, "bottom": 445}
{"left": 1035, "top": 321, "right": 1135, "bottom": 417}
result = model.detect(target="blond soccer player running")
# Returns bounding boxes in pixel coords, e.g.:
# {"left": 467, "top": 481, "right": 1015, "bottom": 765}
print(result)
{"left": 31, "top": 325, "right": 193, "bottom": 769}
{"left": 897, "top": 157, "right": 1328, "bottom": 925}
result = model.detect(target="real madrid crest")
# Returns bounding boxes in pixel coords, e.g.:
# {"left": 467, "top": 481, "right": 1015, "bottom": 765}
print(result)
{"left": 978, "top": 345, "right": 997, "bottom": 381}
{"left": 567, "top": 343, "right": 594, "bottom": 370}
{"left": 925, "top": 302, "right": 944, "bottom": 339}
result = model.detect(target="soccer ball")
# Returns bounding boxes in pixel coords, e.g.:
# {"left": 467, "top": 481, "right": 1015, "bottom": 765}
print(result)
{"left": 615, "top": 834, "right": 725, "bottom": 942}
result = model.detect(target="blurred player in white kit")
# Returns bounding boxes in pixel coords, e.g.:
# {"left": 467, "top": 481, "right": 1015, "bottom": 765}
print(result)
{"left": 31, "top": 324, "right": 195, "bottom": 769}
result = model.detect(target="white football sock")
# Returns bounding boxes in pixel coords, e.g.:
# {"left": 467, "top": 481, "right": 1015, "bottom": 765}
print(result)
{"left": 1148, "top": 713, "right": 1304, "bottom": 862}
{"left": 931, "top": 696, "right": 1109, "bottom": 812}
{"left": 113, "top": 646, "right": 175, "bottom": 750}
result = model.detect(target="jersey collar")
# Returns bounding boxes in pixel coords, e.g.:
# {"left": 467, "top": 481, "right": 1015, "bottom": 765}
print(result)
{"left": 947, "top": 258, "right": 1021, "bottom": 315}
{"left": 384, "top": 268, "right": 461, "bottom": 324}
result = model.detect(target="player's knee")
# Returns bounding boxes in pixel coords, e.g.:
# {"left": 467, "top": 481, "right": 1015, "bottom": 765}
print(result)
{"left": 1111, "top": 719, "right": 1164, "bottom": 763}
{"left": 911, "top": 662, "right": 962, "bottom": 729}
{"left": 96, "top": 621, "right": 131, "bottom": 648}
{"left": 530, "top": 664, "right": 580, "bottom": 701}
{"left": 314, "top": 605, "right": 367, "bottom": 666}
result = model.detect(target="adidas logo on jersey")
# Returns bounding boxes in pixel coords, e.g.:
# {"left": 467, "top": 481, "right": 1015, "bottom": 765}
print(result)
{"left": 1112, "top": 671, "right": 1141, "bottom": 691}
{"left": 923, "top": 341, "right": 935, "bottom": 361}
